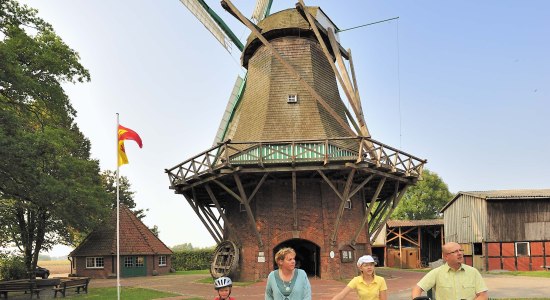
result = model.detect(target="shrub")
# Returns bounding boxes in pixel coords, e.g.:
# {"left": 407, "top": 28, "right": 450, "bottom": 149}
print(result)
{"left": 171, "top": 249, "right": 213, "bottom": 271}
{"left": 0, "top": 255, "right": 27, "bottom": 280}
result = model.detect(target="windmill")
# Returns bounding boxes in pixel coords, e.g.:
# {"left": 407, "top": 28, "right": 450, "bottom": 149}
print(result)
{"left": 168, "top": 0, "right": 426, "bottom": 280}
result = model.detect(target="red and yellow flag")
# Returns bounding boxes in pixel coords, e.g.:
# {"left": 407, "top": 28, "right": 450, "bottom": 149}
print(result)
{"left": 118, "top": 125, "right": 143, "bottom": 166}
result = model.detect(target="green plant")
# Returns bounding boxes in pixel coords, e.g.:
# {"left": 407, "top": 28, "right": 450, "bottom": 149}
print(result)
{"left": 0, "top": 255, "right": 27, "bottom": 280}
{"left": 171, "top": 249, "right": 214, "bottom": 271}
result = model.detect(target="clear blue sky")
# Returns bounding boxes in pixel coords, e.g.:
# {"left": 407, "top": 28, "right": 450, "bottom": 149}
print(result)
{"left": 18, "top": 0, "right": 550, "bottom": 256}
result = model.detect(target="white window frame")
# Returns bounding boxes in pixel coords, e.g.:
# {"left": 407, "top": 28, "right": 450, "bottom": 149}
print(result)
{"left": 159, "top": 255, "right": 167, "bottom": 267}
{"left": 124, "top": 256, "right": 134, "bottom": 268}
{"left": 287, "top": 94, "right": 298, "bottom": 103}
{"left": 85, "top": 257, "right": 104, "bottom": 269}
{"left": 340, "top": 250, "right": 353, "bottom": 263}
{"left": 515, "top": 242, "right": 530, "bottom": 256}
{"left": 344, "top": 199, "right": 352, "bottom": 209}
{"left": 135, "top": 256, "right": 144, "bottom": 267}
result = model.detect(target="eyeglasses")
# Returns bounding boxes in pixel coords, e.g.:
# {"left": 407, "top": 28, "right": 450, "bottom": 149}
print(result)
{"left": 447, "top": 249, "right": 464, "bottom": 255}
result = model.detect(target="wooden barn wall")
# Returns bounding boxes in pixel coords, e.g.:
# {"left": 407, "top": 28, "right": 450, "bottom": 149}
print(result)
{"left": 486, "top": 198, "right": 550, "bottom": 242}
{"left": 444, "top": 195, "right": 486, "bottom": 243}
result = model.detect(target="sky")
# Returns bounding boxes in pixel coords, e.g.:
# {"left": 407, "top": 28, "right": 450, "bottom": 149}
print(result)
{"left": 17, "top": 0, "right": 550, "bottom": 257}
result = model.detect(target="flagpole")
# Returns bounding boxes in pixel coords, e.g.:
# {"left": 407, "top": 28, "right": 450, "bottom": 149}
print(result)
{"left": 116, "top": 113, "right": 121, "bottom": 300}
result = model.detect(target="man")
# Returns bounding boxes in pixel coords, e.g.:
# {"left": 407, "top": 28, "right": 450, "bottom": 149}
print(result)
{"left": 411, "top": 242, "right": 488, "bottom": 300}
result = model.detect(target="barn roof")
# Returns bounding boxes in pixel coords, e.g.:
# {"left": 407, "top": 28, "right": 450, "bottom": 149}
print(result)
{"left": 387, "top": 219, "right": 444, "bottom": 228}
{"left": 441, "top": 189, "right": 550, "bottom": 212}
{"left": 70, "top": 205, "right": 173, "bottom": 257}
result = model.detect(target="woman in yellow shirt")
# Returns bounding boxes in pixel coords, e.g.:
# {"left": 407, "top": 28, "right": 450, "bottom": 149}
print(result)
{"left": 331, "top": 255, "right": 387, "bottom": 300}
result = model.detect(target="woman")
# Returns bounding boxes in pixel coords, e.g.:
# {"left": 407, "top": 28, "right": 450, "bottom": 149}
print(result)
{"left": 265, "top": 247, "right": 311, "bottom": 300}
{"left": 331, "top": 255, "right": 387, "bottom": 300}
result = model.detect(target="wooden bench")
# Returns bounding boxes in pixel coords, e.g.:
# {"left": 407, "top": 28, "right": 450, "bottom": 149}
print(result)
{"left": 542, "top": 265, "right": 550, "bottom": 271}
{"left": 0, "top": 281, "right": 43, "bottom": 299}
{"left": 53, "top": 277, "right": 90, "bottom": 298}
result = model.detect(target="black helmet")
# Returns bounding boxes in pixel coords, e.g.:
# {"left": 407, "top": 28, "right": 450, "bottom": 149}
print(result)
{"left": 214, "top": 276, "right": 233, "bottom": 290}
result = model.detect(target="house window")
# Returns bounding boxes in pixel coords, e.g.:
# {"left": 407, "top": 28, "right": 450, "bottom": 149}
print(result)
{"left": 344, "top": 199, "right": 352, "bottom": 209}
{"left": 85, "top": 257, "right": 104, "bottom": 269}
{"left": 159, "top": 256, "right": 167, "bottom": 267}
{"left": 340, "top": 250, "right": 354, "bottom": 263}
{"left": 135, "top": 256, "right": 144, "bottom": 267}
{"left": 515, "top": 242, "right": 530, "bottom": 256}
{"left": 287, "top": 94, "right": 298, "bottom": 103}
{"left": 124, "top": 257, "right": 134, "bottom": 268}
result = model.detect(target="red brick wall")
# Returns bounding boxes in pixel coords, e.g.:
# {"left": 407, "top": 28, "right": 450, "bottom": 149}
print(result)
{"left": 73, "top": 255, "right": 171, "bottom": 278}
{"left": 228, "top": 179, "right": 371, "bottom": 281}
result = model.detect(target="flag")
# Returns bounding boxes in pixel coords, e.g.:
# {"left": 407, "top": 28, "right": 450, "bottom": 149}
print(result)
{"left": 118, "top": 125, "right": 143, "bottom": 166}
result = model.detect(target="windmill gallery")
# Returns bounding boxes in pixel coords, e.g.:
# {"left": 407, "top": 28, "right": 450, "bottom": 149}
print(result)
{"left": 166, "top": 0, "right": 426, "bottom": 281}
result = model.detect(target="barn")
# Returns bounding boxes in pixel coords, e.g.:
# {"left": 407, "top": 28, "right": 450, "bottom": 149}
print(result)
{"left": 69, "top": 205, "right": 173, "bottom": 278}
{"left": 441, "top": 189, "right": 550, "bottom": 271}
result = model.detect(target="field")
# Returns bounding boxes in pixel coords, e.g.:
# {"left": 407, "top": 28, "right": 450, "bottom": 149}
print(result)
{"left": 37, "top": 259, "right": 71, "bottom": 275}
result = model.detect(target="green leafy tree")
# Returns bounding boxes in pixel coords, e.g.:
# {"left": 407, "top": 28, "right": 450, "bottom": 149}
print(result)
{"left": 171, "top": 243, "right": 195, "bottom": 251}
{"left": 0, "top": 0, "right": 110, "bottom": 272}
{"left": 391, "top": 169, "right": 454, "bottom": 220}
{"left": 100, "top": 170, "right": 147, "bottom": 219}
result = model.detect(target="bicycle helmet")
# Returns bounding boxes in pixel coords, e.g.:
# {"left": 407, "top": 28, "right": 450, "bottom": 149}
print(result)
{"left": 214, "top": 276, "right": 233, "bottom": 290}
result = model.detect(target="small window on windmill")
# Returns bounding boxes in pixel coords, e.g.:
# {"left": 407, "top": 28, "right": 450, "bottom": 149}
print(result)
{"left": 344, "top": 199, "right": 352, "bottom": 209}
{"left": 239, "top": 203, "right": 246, "bottom": 212}
{"left": 287, "top": 94, "right": 298, "bottom": 103}
{"left": 340, "top": 245, "right": 354, "bottom": 263}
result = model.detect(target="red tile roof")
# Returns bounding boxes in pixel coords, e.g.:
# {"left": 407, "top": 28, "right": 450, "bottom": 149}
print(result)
{"left": 70, "top": 205, "right": 173, "bottom": 256}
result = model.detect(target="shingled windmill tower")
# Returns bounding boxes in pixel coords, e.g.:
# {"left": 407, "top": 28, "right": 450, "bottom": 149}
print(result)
{"left": 167, "top": 0, "right": 426, "bottom": 281}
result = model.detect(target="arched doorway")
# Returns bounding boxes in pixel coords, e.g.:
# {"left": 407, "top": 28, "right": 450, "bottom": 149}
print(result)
{"left": 273, "top": 238, "right": 320, "bottom": 277}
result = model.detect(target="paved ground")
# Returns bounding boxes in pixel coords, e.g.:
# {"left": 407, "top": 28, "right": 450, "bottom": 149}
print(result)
{"left": 7, "top": 269, "right": 550, "bottom": 299}
{"left": 88, "top": 269, "right": 550, "bottom": 299}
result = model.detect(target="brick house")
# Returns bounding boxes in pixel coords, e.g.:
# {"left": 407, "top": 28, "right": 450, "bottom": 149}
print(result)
{"left": 69, "top": 205, "right": 173, "bottom": 278}
{"left": 441, "top": 189, "right": 550, "bottom": 271}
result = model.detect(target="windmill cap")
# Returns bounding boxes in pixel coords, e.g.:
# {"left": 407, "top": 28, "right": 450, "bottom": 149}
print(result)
{"left": 357, "top": 255, "right": 375, "bottom": 267}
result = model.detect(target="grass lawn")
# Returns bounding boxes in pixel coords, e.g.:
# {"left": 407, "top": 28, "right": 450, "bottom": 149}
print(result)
{"left": 63, "top": 287, "right": 179, "bottom": 299}
{"left": 491, "top": 271, "right": 550, "bottom": 278}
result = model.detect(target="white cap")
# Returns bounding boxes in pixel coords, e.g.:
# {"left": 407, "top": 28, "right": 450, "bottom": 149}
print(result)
{"left": 357, "top": 255, "right": 375, "bottom": 267}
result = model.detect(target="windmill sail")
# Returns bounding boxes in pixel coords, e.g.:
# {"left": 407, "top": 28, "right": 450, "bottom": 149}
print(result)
{"left": 251, "top": 0, "right": 273, "bottom": 23}
{"left": 179, "top": 0, "right": 243, "bottom": 52}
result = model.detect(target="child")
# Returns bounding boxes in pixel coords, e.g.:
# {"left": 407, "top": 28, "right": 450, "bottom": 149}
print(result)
{"left": 214, "top": 276, "right": 236, "bottom": 300}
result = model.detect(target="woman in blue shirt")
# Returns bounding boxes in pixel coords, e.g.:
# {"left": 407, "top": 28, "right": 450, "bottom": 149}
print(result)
{"left": 265, "top": 247, "right": 311, "bottom": 300}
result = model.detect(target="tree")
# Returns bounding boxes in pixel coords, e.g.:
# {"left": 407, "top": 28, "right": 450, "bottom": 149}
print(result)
{"left": 0, "top": 0, "right": 110, "bottom": 273}
{"left": 391, "top": 169, "right": 454, "bottom": 220}
{"left": 100, "top": 170, "right": 147, "bottom": 219}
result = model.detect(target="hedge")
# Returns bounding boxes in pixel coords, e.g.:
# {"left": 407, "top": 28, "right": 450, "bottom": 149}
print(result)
{"left": 171, "top": 249, "right": 214, "bottom": 271}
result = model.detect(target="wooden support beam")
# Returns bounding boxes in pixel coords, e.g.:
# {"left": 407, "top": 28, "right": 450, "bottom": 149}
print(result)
{"left": 349, "top": 174, "right": 375, "bottom": 199}
{"left": 292, "top": 171, "right": 298, "bottom": 230}
{"left": 233, "top": 173, "right": 264, "bottom": 248}
{"left": 183, "top": 191, "right": 221, "bottom": 244}
{"left": 191, "top": 187, "right": 224, "bottom": 237}
{"left": 205, "top": 184, "right": 241, "bottom": 245}
{"left": 317, "top": 170, "right": 344, "bottom": 201}
{"left": 221, "top": 0, "right": 356, "bottom": 137}
{"left": 212, "top": 179, "right": 243, "bottom": 203}
{"left": 351, "top": 177, "right": 386, "bottom": 245}
{"left": 329, "top": 169, "right": 356, "bottom": 245}
{"left": 370, "top": 184, "right": 410, "bottom": 243}
{"left": 248, "top": 173, "right": 269, "bottom": 204}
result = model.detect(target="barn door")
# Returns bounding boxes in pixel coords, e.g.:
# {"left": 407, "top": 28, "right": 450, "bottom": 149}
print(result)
{"left": 121, "top": 256, "right": 147, "bottom": 277}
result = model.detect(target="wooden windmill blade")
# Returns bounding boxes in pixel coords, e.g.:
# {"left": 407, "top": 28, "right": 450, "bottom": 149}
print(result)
{"left": 251, "top": 0, "right": 273, "bottom": 23}
{"left": 179, "top": 0, "right": 244, "bottom": 52}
